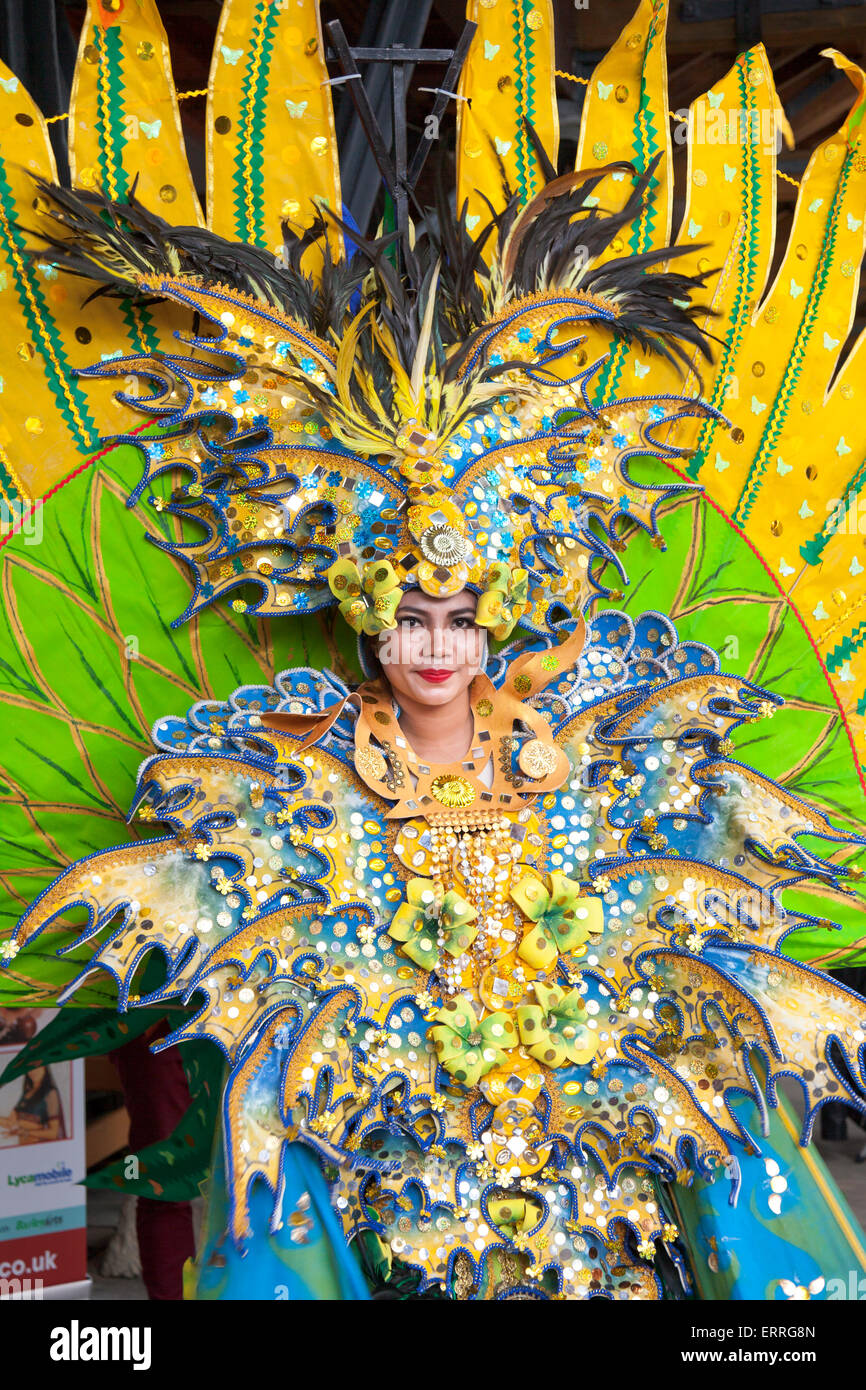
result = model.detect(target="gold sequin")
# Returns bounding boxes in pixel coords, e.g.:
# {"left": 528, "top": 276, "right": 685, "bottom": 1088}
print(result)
{"left": 430, "top": 774, "right": 476, "bottom": 809}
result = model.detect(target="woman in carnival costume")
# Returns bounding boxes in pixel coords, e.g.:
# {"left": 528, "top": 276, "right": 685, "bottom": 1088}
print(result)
{"left": 2, "top": 0, "right": 866, "bottom": 1300}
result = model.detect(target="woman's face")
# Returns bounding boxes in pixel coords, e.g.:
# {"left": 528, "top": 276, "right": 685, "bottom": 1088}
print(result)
{"left": 376, "top": 589, "right": 486, "bottom": 708}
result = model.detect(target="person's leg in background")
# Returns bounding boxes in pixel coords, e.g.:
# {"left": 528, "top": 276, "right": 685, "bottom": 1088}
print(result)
{"left": 110, "top": 1020, "right": 196, "bottom": 1300}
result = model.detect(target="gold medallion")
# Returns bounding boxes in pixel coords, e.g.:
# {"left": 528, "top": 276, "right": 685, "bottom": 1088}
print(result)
{"left": 355, "top": 745, "right": 388, "bottom": 781}
{"left": 430, "top": 774, "right": 476, "bottom": 808}
{"left": 518, "top": 738, "right": 559, "bottom": 780}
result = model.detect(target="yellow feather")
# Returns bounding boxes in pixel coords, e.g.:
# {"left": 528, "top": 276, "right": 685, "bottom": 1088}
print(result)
{"left": 410, "top": 261, "right": 441, "bottom": 406}
{"left": 336, "top": 303, "right": 376, "bottom": 410}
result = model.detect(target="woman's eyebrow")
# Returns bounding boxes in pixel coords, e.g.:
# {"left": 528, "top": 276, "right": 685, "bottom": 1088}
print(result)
{"left": 399, "top": 606, "right": 476, "bottom": 619}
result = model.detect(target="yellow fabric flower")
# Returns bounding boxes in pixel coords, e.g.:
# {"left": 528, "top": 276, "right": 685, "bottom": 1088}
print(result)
{"left": 388, "top": 877, "right": 478, "bottom": 972}
{"left": 326, "top": 557, "right": 401, "bottom": 635}
{"left": 476, "top": 561, "right": 531, "bottom": 640}
{"left": 428, "top": 998, "right": 517, "bottom": 1086}
{"left": 510, "top": 870, "right": 604, "bottom": 971}
{"left": 516, "top": 980, "right": 598, "bottom": 1068}
{"left": 488, "top": 1195, "right": 542, "bottom": 1244}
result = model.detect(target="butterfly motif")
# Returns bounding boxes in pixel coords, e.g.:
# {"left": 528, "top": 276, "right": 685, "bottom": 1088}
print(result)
{"left": 848, "top": 213, "right": 863, "bottom": 231}
{"left": 837, "top": 661, "right": 854, "bottom": 683}
{"left": 140, "top": 119, "right": 161, "bottom": 140}
{"left": 836, "top": 436, "right": 851, "bottom": 456}
{"left": 583, "top": 195, "right": 599, "bottom": 207}
{"left": 776, "top": 458, "right": 792, "bottom": 476}
{"left": 597, "top": 81, "right": 613, "bottom": 100}
{"left": 751, "top": 395, "right": 767, "bottom": 415}
{"left": 687, "top": 219, "right": 701, "bottom": 238}
{"left": 778, "top": 1278, "right": 825, "bottom": 1301}
{"left": 789, "top": 279, "right": 803, "bottom": 298}
{"left": 0, "top": 76, "right": 18, "bottom": 94}
{"left": 798, "top": 499, "right": 813, "bottom": 519}
{"left": 465, "top": 214, "right": 480, "bottom": 232}
{"left": 714, "top": 452, "right": 729, "bottom": 472}
{"left": 707, "top": 89, "right": 724, "bottom": 109}
{"left": 812, "top": 600, "right": 829, "bottom": 622}
{"left": 824, "top": 331, "right": 840, "bottom": 350}
{"left": 220, "top": 46, "right": 243, "bottom": 65}
{"left": 483, "top": 40, "right": 499, "bottom": 60}
{"left": 850, "top": 556, "right": 864, "bottom": 576}
{"left": 611, "top": 171, "right": 625, "bottom": 182}
{"left": 494, "top": 137, "right": 511, "bottom": 156}
{"left": 778, "top": 558, "right": 795, "bottom": 577}
{"left": 723, "top": 165, "right": 736, "bottom": 182}
{"left": 633, "top": 361, "right": 650, "bottom": 379}
{"left": 285, "top": 100, "right": 308, "bottom": 119}
{"left": 808, "top": 198, "right": 824, "bottom": 213}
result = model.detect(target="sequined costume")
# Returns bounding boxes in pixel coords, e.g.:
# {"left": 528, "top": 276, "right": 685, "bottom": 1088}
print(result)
{"left": 2, "top": 0, "right": 866, "bottom": 1302}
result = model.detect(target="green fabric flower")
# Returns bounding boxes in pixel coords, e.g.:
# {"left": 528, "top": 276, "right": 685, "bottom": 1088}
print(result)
{"left": 510, "top": 869, "right": 604, "bottom": 971}
{"left": 517, "top": 980, "right": 598, "bottom": 1068}
{"left": 388, "top": 878, "right": 478, "bottom": 972}
{"left": 475, "top": 562, "right": 530, "bottom": 640}
{"left": 429, "top": 998, "right": 517, "bottom": 1086}
{"left": 326, "top": 557, "right": 401, "bottom": 635}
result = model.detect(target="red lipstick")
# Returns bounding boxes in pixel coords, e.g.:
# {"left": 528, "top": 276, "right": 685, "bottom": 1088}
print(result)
{"left": 418, "top": 669, "right": 454, "bottom": 684}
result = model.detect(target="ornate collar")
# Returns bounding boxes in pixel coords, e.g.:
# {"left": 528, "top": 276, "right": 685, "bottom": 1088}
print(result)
{"left": 262, "top": 622, "right": 585, "bottom": 820}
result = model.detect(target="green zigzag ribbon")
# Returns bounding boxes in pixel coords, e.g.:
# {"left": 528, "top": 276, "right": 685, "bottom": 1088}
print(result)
{"left": 688, "top": 59, "right": 763, "bottom": 481}
{"left": 733, "top": 151, "right": 852, "bottom": 525}
{"left": 0, "top": 162, "right": 99, "bottom": 452}
{"left": 232, "top": 0, "right": 279, "bottom": 247}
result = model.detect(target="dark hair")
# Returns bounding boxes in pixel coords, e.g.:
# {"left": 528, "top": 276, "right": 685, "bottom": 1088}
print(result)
{"left": 22, "top": 1066, "right": 56, "bottom": 1096}
{"left": 359, "top": 632, "right": 385, "bottom": 684}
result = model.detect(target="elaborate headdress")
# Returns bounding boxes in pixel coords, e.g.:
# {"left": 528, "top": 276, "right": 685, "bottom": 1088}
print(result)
{"left": 32, "top": 161, "right": 720, "bottom": 643}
